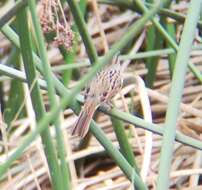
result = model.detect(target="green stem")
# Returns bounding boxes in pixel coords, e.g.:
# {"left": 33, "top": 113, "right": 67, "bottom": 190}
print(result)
{"left": 166, "top": 22, "right": 176, "bottom": 76}
{"left": 111, "top": 116, "right": 139, "bottom": 172}
{"left": 135, "top": 0, "right": 177, "bottom": 50}
{"left": 90, "top": 120, "right": 147, "bottom": 189}
{"left": 61, "top": 0, "right": 87, "bottom": 85}
{"left": 28, "top": 0, "right": 71, "bottom": 189}
{"left": 144, "top": 22, "right": 159, "bottom": 87}
{"left": 4, "top": 49, "right": 25, "bottom": 127}
{"left": 101, "top": 108, "right": 202, "bottom": 150}
{"left": 53, "top": 61, "right": 89, "bottom": 71}
{"left": 66, "top": 0, "right": 98, "bottom": 64}
{"left": 120, "top": 44, "right": 202, "bottom": 60}
{"left": 60, "top": 47, "right": 74, "bottom": 85}
{"left": 99, "top": 0, "right": 202, "bottom": 29}
{"left": 15, "top": 7, "right": 63, "bottom": 190}
{"left": 134, "top": 0, "right": 202, "bottom": 82}
{"left": 157, "top": 1, "right": 202, "bottom": 189}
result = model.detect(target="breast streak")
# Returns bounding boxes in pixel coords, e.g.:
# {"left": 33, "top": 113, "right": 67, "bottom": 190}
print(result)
{"left": 108, "top": 68, "right": 121, "bottom": 99}
{"left": 90, "top": 65, "right": 122, "bottom": 103}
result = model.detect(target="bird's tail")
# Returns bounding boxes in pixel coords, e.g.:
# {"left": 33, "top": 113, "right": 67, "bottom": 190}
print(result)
{"left": 71, "top": 100, "right": 97, "bottom": 138}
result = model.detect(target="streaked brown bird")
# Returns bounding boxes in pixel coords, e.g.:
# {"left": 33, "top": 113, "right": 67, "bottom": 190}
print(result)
{"left": 71, "top": 53, "right": 123, "bottom": 138}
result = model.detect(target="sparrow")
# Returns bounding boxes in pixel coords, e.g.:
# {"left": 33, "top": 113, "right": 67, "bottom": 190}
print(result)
{"left": 71, "top": 53, "right": 123, "bottom": 138}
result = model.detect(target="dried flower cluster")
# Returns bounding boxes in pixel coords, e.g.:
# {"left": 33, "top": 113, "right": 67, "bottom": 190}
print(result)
{"left": 39, "top": 0, "right": 74, "bottom": 51}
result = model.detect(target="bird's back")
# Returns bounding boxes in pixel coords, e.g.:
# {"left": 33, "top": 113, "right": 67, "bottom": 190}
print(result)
{"left": 86, "top": 63, "right": 122, "bottom": 104}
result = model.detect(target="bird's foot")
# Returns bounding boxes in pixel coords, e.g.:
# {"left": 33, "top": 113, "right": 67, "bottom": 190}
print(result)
{"left": 101, "top": 101, "right": 113, "bottom": 111}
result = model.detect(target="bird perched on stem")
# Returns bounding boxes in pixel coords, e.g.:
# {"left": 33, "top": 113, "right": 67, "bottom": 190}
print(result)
{"left": 71, "top": 53, "right": 123, "bottom": 138}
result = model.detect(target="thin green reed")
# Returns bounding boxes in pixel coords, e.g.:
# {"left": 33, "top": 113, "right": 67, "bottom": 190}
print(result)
{"left": 99, "top": 0, "right": 202, "bottom": 29}
{"left": 28, "top": 0, "right": 71, "bottom": 189}
{"left": 15, "top": 6, "right": 63, "bottom": 190}
{"left": 157, "top": 1, "right": 202, "bottom": 189}
{"left": 66, "top": 0, "right": 98, "bottom": 64}
{"left": 111, "top": 117, "right": 139, "bottom": 172}
{"left": 61, "top": 0, "right": 87, "bottom": 86}
{"left": 135, "top": 0, "right": 202, "bottom": 81}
